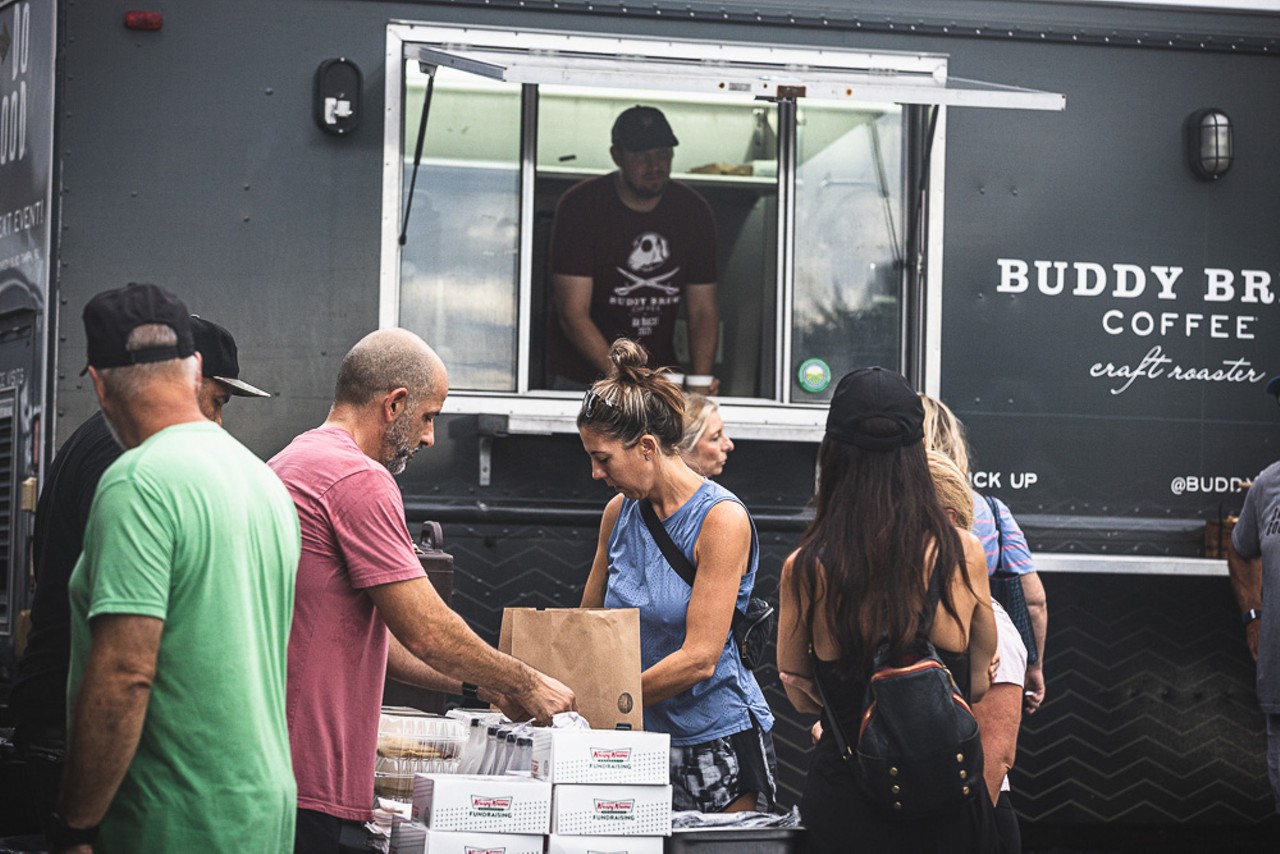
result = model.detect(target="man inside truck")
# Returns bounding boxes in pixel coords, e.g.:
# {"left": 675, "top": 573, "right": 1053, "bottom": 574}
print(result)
{"left": 7, "top": 311, "right": 271, "bottom": 843}
{"left": 270, "top": 328, "right": 576, "bottom": 852}
{"left": 1228, "top": 373, "right": 1280, "bottom": 814}
{"left": 545, "top": 105, "right": 721, "bottom": 394}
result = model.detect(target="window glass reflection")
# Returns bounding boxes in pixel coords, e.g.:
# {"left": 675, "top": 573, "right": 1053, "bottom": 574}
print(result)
{"left": 791, "top": 105, "right": 903, "bottom": 402}
{"left": 398, "top": 65, "right": 521, "bottom": 391}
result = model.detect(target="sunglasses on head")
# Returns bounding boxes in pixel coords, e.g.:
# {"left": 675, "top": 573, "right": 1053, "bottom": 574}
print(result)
{"left": 582, "top": 388, "right": 617, "bottom": 419}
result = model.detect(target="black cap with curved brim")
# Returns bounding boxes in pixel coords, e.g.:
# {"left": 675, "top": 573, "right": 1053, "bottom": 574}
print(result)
{"left": 81, "top": 283, "right": 195, "bottom": 375}
{"left": 825, "top": 366, "right": 925, "bottom": 451}
{"left": 611, "top": 105, "right": 679, "bottom": 152}
{"left": 1267, "top": 375, "right": 1280, "bottom": 400}
{"left": 189, "top": 315, "right": 271, "bottom": 398}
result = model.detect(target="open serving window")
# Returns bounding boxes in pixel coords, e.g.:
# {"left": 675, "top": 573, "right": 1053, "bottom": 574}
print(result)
{"left": 380, "top": 23, "right": 1063, "bottom": 441}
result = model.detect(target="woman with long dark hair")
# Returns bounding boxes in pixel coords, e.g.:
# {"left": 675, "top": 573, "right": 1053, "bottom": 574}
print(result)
{"left": 579, "top": 338, "right": 776, "bottom": 812}
{"left": 777, "top": 367, "right": 997, "bottom": 851}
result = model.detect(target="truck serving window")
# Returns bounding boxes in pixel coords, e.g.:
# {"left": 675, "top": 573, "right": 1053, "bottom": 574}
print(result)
{"left": 380, "top": 24, "right": 1061, "bottom": 439}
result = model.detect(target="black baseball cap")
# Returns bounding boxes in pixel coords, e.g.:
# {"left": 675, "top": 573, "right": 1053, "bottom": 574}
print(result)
{"left": 1266, "top": 375, "right": 1280, "bottom": 399}
{"left": 826, "top": 366, "right": 925, "bottom": 452}
{"left": 190, "top": 316, "right": 271, "bottom": 398}
{"left": 611, "top": 106, "right": 679, "bottom": 152}
{"left": 82, "top": 283, "right": 194, "bottom": 374}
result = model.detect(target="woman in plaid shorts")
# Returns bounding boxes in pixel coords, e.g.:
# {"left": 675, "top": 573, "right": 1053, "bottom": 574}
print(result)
{"left": 579, "top": 338, "right": 777, "bottom": 812}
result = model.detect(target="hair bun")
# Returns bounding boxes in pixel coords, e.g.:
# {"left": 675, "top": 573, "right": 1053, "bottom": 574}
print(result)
{"left": 608, "top": 338, "right": 650, "bottom": 382}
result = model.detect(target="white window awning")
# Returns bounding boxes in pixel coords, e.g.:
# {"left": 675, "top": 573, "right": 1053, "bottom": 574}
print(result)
{"left": 411, "top": 31, "right": 1064, "bottom": 112}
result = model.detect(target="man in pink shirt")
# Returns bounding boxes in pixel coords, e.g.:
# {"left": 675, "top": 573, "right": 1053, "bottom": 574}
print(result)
{"left": 270, "top": 328, "right": 576, "bottom": 853}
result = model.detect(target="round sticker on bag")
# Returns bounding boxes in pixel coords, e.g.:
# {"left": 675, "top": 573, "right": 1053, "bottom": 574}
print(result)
{"left": 798, "top": 358, "right": 832, "bottom": 393}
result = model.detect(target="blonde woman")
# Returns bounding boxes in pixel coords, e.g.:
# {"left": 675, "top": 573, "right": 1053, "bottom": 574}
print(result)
{"left": 920, "top": 393, "right": 1048, "bottom": 716}
{"left": 677, "top": 392, "right": 735, "bottom": 477}
{"left": 930, "top": 448, "right": 1027, "bottom": 854}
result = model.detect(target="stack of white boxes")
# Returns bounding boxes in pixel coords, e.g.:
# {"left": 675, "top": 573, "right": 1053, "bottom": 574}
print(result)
{"left": 390, "top": 773, "right": 551, "bottom": 854}
{"left": 532, "top": 728, "right": 673, "bottom": 854}
{"left": 388, "top": 729, "right": 673, "bottom": 854}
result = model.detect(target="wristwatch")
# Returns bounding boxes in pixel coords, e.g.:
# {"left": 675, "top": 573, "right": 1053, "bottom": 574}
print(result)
{"left": 1242, "top": 609, "right": 1262, "bottom": 625}
{"left": 48, "top": 812, "right": 99, "bottom": 847}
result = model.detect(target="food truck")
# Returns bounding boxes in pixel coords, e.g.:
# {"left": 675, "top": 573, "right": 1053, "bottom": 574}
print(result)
{"left": 1, "top": 0, "right": 1278, "bottom": 843}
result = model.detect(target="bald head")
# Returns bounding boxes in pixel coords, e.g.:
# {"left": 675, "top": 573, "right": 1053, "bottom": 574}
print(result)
{"left": 334, "top": 328, "right": 446, "bottom": 409}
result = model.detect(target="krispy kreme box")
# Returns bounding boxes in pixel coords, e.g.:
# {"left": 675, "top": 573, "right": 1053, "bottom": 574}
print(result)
{"left": 550, "top": 784, "right": 673, "bottom": 836}
{"left": 546, "top": 834, "right": 664, "bottom": 854}
{"left": 389, "top": 823, "right": 544, "bottom": 854}
{"left": 531, "top": 729, "right": 669, "bottom": 785}
{"left": 410, "top": 773, "right": 551, "bottom": 834}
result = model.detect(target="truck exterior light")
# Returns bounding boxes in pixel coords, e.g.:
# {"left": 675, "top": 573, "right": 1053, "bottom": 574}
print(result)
{"left": 1185, "top": 108, "right": 1232, "bottom": 180}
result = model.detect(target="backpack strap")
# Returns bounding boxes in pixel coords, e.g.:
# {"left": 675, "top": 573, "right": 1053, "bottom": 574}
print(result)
{"left": 916, "top": 553, "right": 946, "bottom": 642}
{"left": 811, "top": 659, "right": 856, "bottom": 763}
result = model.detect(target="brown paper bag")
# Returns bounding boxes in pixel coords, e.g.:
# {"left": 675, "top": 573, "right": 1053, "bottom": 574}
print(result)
{"left": 499, "top": 607, "right": 643, "bottom": 730}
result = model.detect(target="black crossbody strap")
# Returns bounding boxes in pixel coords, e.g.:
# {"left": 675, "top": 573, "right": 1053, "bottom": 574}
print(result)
{"left": 639, "top": 500, "right": 697, "bottom": 588}
{"left": 639, "top": 499, "right": 746, "bottom": 628}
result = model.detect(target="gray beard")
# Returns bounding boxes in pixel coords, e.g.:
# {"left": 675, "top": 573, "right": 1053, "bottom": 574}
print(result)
{"left": 385, "top": 452, "right": 410, "bottom": 476}
{"left": 382, "top": 412, "right": 418, "bottom": 475}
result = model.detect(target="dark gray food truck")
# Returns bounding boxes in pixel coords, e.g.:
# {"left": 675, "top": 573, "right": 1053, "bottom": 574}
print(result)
{"left": 1, "top": 0, "right": 1278, "bottom": 846}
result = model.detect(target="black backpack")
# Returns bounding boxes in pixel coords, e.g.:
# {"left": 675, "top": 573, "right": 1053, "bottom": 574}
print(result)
{"left": 814, "top": 572, "right": 984, "bottom": 818}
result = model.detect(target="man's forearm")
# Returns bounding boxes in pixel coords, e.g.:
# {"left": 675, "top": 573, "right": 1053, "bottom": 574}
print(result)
{"left": 58, "top": 670, "right": 152, "bottom": 828}
{"left": 1028, "top": 604, "right": 1047, "bottom": 667}
{"left": 387, "top": 634, "right": 462, "bottom": 694}
{"left": 1228, "top": 544, "right": 1263, "bottom": 610}
{"left": 1023, "top": 571, "right": 1048, "bottom": 665}
{"left": 552, "top": 273, "right": 613, "bottom": 377}
{"left": 560, "top": 315, "right": 612, "bottom": 376}
{"left": 685, "top": 289, "right": 719, "bottom": 377}
{"left": 401, "top": 604, "right": 537, "bottom": 700}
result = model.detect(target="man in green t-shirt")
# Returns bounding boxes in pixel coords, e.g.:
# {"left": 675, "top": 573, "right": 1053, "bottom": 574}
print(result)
{"left": 52, "top": 283, "right": 300, "bottom": 853}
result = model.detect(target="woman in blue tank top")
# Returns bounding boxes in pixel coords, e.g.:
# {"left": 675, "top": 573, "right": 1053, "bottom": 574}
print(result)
{"left": 578, "top": 338, "right": 776, "bottom": 813}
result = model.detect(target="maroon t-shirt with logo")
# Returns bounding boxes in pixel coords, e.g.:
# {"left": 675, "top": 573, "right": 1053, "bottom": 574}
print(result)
{"left": 547, "top": 174, "right": 717, "bottom": 384}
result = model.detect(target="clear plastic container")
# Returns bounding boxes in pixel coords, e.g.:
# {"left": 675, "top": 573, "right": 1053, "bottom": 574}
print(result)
{"left": 445, "top": 707, "right": 504, "bottom": 729}
{"left": 373, "top": 709, "right": 466, "bottom": 800}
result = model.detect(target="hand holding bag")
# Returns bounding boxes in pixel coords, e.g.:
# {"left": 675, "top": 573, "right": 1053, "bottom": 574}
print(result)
{"left": 498, "top": 607, "right": 644, "bottom": 730}
{"left": 639, "top": 500, "right": 775, "bottom": 670}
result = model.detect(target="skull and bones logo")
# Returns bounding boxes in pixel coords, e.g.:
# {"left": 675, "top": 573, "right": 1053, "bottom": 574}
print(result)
{"left": 627, "top": 232, "right": 670, "bottom": 273}
{"left": 614, "top": 232, "right": 680, "bottom": 296}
